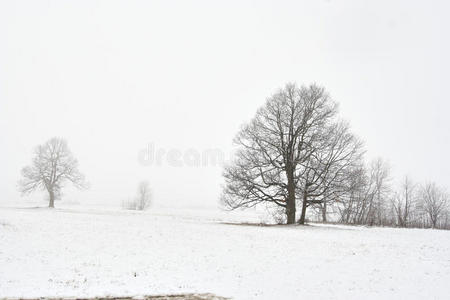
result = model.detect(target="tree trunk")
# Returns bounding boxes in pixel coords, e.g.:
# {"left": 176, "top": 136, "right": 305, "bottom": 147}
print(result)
{"left": 298, "top": 192, "right": 308, "bottom": 224}
{"left": 286, "top": 199, "right": 296, "bottom": 224}
{"left": 286, "top": 170, "right": 296, "bottom": 224}
{"left": 431, "top": 217, "right": 437, "bottom": 229}
{"left": 322, "top": 202, "right": 327, "bottom": 223}
{"left": 48, "top": 190, "right": 55, "bottom": 208}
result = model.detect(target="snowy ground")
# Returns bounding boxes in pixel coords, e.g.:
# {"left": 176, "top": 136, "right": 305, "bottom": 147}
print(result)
{"left": 1, "top": 206, "right": 450, "bottom": 299}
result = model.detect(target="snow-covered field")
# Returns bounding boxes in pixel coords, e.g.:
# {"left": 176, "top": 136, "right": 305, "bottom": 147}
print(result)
{"left": 1, "top": 206, "right": 450, "bottom": 299}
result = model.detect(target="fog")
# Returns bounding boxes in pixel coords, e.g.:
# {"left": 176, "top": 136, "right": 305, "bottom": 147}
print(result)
{"left": 1, "top": 0, "right": 449, "bottom": 209}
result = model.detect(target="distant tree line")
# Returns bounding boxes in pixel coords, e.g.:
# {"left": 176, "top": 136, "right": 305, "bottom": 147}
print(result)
{"left": 222, "top": 83, "right": 449, "bottom": 229}
{"left": 334, "top": 162, "right": 449, "bottom": 229}
{"left": 307, "top": 158, "right": 450, "bottom": 229}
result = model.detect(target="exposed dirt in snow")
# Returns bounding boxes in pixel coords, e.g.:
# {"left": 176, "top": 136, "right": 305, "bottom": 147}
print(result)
{"left": 0, "top": 294, "right": 228, "bottom": 300}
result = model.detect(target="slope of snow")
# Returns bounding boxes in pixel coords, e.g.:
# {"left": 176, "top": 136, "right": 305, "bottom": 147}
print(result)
{"left": 1, "top": 206, "right": 449, "bottom": 299}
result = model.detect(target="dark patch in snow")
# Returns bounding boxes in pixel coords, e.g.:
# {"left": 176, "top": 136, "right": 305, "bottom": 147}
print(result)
{"left": 0, "top": 294, "right": 229, "bottom": 300}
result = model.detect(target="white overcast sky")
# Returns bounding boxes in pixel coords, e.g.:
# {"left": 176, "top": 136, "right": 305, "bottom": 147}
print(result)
{"left": 1, "top": 0, "right": 449, "bottom": 208}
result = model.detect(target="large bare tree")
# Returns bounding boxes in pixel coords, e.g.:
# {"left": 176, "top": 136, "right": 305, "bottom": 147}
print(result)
{"left": 222, "top": 83, "right": 338, "bottom": 224}
{"left": 19, "top": 137, "right": 87, "bottom": 208}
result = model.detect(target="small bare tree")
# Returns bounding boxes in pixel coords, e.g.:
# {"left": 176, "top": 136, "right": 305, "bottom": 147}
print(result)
{"left": 420, "top": 183, "right": 448, "bottom": 228}
{"left": 122, "top": 181, "right": 152, "bottom": 210}
{"left": 337, "top": 164, "right": 367, "bottom": 224}
{"left": 336, "top": 158, "right": 392, "bottom": 226}
{"left": 362, "top": 158, "right": 392, "bottom": 226}
{"left": 297, "top": 121, "right": 364, "bottom": 224}
{"left": 136, "top": 180, "right": 151, "bottom": 210}
{"left": 391, "top": 176, "right": 416, "bottom": 227}
{"left": 19, "top": 137, "right": 87, "bottom": 208}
